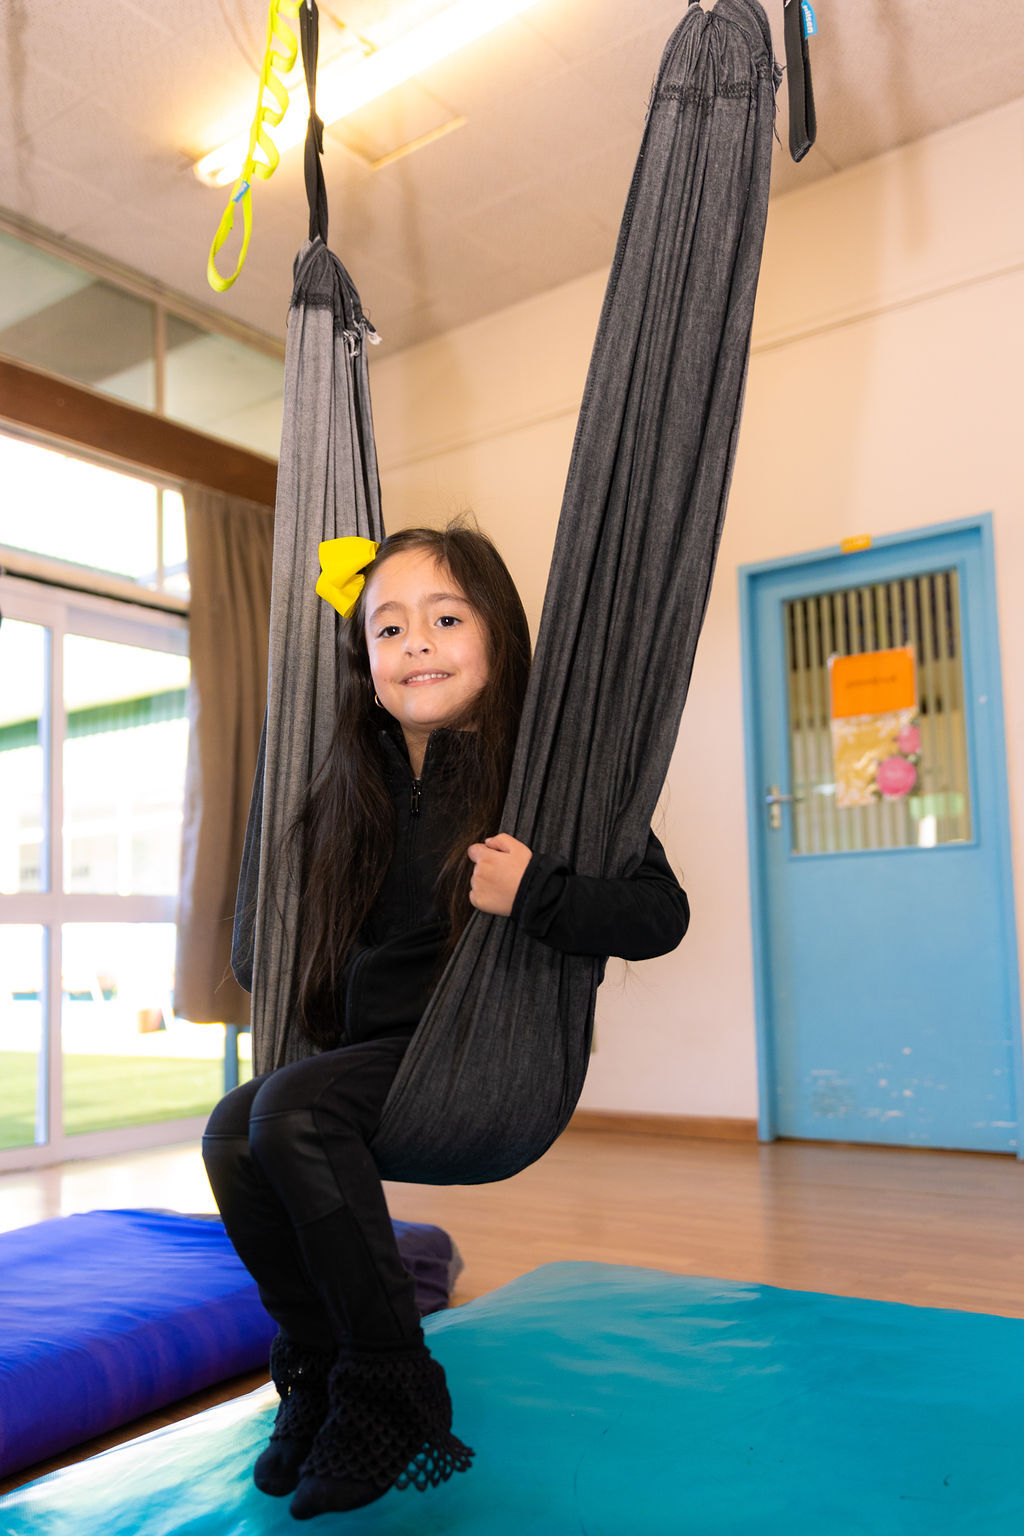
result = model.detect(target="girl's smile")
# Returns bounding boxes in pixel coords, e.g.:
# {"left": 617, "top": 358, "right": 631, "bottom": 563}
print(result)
{"left": 364, "top": 549, "right": 490, "bottom": 771}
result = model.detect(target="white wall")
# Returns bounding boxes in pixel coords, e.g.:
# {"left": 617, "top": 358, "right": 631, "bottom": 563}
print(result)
{"left": 370, "top": 96, "right": 1024, "bottom": 1122}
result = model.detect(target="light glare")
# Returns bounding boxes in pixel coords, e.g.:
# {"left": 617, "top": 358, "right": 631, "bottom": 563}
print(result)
{"left": 195, "top": 0, "right": 542, "bottom": 188}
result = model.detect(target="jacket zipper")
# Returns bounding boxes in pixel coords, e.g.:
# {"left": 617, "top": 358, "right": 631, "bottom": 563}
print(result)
{"left": 407, "top": 776, "right": 422, "bottom": 925}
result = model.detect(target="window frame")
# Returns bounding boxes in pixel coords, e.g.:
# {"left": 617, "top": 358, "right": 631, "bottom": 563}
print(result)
{"left": 0, "top": 421, "right": 189, "bottom": 612}
{"left": 0, "top": 572, "right": 206, "bottom": 1172}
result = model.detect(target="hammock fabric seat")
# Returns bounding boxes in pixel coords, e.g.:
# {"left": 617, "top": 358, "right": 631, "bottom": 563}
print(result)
{"left": 236, "top": 0, "right": 780, "bottom": 1185}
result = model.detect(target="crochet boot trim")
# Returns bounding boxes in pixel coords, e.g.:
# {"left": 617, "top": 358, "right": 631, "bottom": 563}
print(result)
{"left": 299, "top": 1342, "right": 474, "bottom": 1493}
{"left": 253, "top": 1333, "right": 334, "bottom": 1497}
{"left": 267, "top": 1333, "right": 333, "bottom": 1444}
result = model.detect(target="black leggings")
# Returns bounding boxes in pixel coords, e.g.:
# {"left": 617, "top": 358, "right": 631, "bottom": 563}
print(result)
{"left": 202, "top": 1035, "right": 420, "bottom": 1352}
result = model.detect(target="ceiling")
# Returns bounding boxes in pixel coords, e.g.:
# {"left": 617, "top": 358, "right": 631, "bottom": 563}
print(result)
{"left": 1, "top": 0, "right": 1023, "bottom": 358}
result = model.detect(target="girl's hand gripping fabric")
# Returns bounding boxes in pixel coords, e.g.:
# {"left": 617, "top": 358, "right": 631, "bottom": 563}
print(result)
{"left": 467, "top": 833, "right": 533, "bottom": 916}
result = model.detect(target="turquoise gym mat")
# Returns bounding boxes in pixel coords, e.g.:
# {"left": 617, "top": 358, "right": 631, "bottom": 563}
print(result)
{"left": 2, "top": 1261, "right": 1020, "bottom": 1535}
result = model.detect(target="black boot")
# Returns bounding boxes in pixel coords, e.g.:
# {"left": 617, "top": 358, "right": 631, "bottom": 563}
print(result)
{"left": 289, "top": 1340, "right": 474, "bottom": 1519}
{"left": 254, "top": 1333, "right": 334, "bottom": 1497}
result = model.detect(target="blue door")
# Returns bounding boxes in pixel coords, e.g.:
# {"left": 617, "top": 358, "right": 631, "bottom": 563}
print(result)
{"left": 741, "top": 518, "right": 1022, "bottom": 1153}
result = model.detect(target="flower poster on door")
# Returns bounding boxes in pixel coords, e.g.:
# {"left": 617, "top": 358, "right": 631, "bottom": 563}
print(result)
{"left": 829, "top": 646, "right": 920, "bottom": 808}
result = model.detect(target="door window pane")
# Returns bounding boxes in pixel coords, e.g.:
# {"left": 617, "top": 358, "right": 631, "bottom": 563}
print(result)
{"left": 785, "top": 570, "right": 971, "bottom": 854}
{"left": 63, "top": 636, "right": 189, "bottom": 894}
{"left": 0, "top": 618, "right": 48, "bottom": 893}
{"left": 0, "top": 926, "right": 46, "bottom": 1150}
{"left": 62, "top": 924, "right": 223, "bottom": 1135}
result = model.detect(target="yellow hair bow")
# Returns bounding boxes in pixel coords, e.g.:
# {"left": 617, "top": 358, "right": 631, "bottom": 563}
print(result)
{"left": 316, "top": 536, "right": 380, "bottom": 618}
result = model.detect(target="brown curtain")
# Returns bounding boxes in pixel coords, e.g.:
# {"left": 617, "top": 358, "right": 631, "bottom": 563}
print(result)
{"left": 174, "top": 482, "right": 273, "bottom": 1026}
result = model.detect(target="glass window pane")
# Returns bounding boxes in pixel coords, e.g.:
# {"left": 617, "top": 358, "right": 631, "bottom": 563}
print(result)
{"left": 61, "top": 924, "right": 224, "bottom": 1135}
{"left": 63, "top": 635, "right": 190, "bottom": 895}
{"left": 0, "top": 618, "right": 48, "bottom": 893}
{"left": 0, "top": 434, "right": 160, "bottom": 583}
{"left": 164, "top": 315, "right": 283, "bottom": 456}
{"left": 0, "top": 232, "right": 155, "bottom": 410}
{"left": 0, "top": 925, "right": 46, "bottom": 1150}
{"left": 786, "top": 570, "right": 971, "bottom": 855}
{"left": 161, "top": 489, "right": 190, "bottom": 599}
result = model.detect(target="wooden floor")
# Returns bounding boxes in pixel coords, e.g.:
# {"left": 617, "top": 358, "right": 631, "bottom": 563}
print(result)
{"left": 3, "top": 1128, "right": 1023, "bottom": 1494}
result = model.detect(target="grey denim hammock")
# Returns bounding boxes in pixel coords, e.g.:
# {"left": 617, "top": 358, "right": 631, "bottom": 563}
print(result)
{"left": 235, "top": 0, "right": 780, "bottom": 1185}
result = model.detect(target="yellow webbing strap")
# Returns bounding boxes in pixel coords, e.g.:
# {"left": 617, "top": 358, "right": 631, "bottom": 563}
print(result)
{"left": 207, "top": 0, "right": 302, "bottom": 293}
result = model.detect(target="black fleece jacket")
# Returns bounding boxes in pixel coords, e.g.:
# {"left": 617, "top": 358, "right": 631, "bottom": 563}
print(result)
{"left": 336, "top": 726, "right": 689, "bottom": 1047}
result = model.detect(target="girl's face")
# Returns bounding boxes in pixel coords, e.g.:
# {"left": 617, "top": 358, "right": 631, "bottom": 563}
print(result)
{"left": 364, "top": 549, "right": 490, "bottom": 762}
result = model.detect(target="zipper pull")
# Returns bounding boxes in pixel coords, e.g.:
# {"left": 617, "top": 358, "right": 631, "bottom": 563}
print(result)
{"left": 410, "top": 779, "right": 421, "bottom": 815}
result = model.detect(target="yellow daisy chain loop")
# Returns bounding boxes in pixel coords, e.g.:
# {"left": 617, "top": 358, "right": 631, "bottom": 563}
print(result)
{"left": 316, "top": 536, "right": 381, "bottom": 618}
{"left": 207, "top": 0, "right": 302, "bottom": 293}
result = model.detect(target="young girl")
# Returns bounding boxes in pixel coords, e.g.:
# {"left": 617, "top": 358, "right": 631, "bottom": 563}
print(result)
{"left": 202, "top": 523, "right": 689, "bottom": 1520}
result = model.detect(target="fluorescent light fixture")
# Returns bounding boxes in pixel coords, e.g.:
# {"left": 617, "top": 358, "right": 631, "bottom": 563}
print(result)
{"left": 195, "top": 0, "right": 543, "bottom": 188}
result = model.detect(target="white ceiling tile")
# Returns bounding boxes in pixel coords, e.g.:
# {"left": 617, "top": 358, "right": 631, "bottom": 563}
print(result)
{"left": 216, "top": 274, "right": 294, "bottom": 341}
{"left": 22, "top": 102, "right": 188, "bottom": 205}
{"left": 481, "top": 63, "right": 644, "bottom": 168}
{"left": 553, "top": 133, "right": 643, "bottom": 231}
{"left": 413, "top": 16, "right": 568, "bottom": 114}
{"left": 0, "top": 152, "right": 121, "bottom": 239}
{"left": 0, "top": 0, "right": 166, "bottom": 81}
{"left": 370, "top": 308, "right": 426, "bottom": 355}
{"left": 380, "top": 222, "right": 520, "bottom": 301}
{"left": 570, "top": 18, "right": 684, "bottom": 131}
{"left": 524, "top": 0, "right": 685, "bottom": 67}
{"left": 319, "top": 0, "right": 464, "bottom": 54}
{"left": 0, "top": 56, "right": 89, "bottom": 150}
{"left": 325, "top": 78, "right": 457, "bottom": 163}
{"left": 78, "top": 218, "right": 212, "bottom": 304}
{"left": 457, "top": 175, "right": 615, "bottom": 280}
{"left": 390, "top": 261, "right": 542, "bottom": 344}
{"left": 339, "top": 116, "right": 534, "bottom": 235}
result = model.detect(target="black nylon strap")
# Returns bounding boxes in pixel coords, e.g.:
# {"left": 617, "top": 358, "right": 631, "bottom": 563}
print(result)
{"left": 300, "top": 0, "right": 329, "bottom": 243}
{"left": 783, "top": 0, "right": 816, "bottom": 161}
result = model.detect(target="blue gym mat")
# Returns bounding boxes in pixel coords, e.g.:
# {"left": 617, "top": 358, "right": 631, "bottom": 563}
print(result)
{"left": 2, "top": 1261, "right": 1020, "bottom": 1535}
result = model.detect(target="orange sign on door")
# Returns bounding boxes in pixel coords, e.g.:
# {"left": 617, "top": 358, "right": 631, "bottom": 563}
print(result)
{"left": 829, "top": 647, "right": 916, "bottom": 720}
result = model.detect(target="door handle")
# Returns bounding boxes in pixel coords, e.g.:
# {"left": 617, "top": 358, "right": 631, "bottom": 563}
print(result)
{"left": 765, "top": 785, "right": 797, "bottom": 831}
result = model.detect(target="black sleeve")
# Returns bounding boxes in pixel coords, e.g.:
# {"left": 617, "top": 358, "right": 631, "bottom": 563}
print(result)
{"left": 510, "top": 829, "right": 690, "bottom": 961}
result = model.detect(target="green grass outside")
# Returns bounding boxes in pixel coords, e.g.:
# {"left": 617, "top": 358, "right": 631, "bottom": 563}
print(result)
{"left": 0, "top": 1051, "right": 252, "bottom": 1150}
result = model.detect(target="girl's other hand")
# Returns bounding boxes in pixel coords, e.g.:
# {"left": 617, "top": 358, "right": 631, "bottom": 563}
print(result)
{"left": 467, "top": 834, "right": 532, "bottom": 916}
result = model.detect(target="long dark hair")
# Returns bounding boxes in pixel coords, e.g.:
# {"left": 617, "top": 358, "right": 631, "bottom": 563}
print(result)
{"left": 293, "top": 520, "right": 531, "bottom": 1047}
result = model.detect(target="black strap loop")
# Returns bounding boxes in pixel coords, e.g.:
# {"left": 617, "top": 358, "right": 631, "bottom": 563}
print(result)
{"left": 300, "top": 0, "right": 330, "bottom": 243}
{"left": 783, "top": 0, "right": 816, "bottom": 161}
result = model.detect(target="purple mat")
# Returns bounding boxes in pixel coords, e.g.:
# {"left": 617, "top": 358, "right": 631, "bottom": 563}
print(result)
{"left": 0, "top": 1207, "right": 462, "bottom": 1478}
